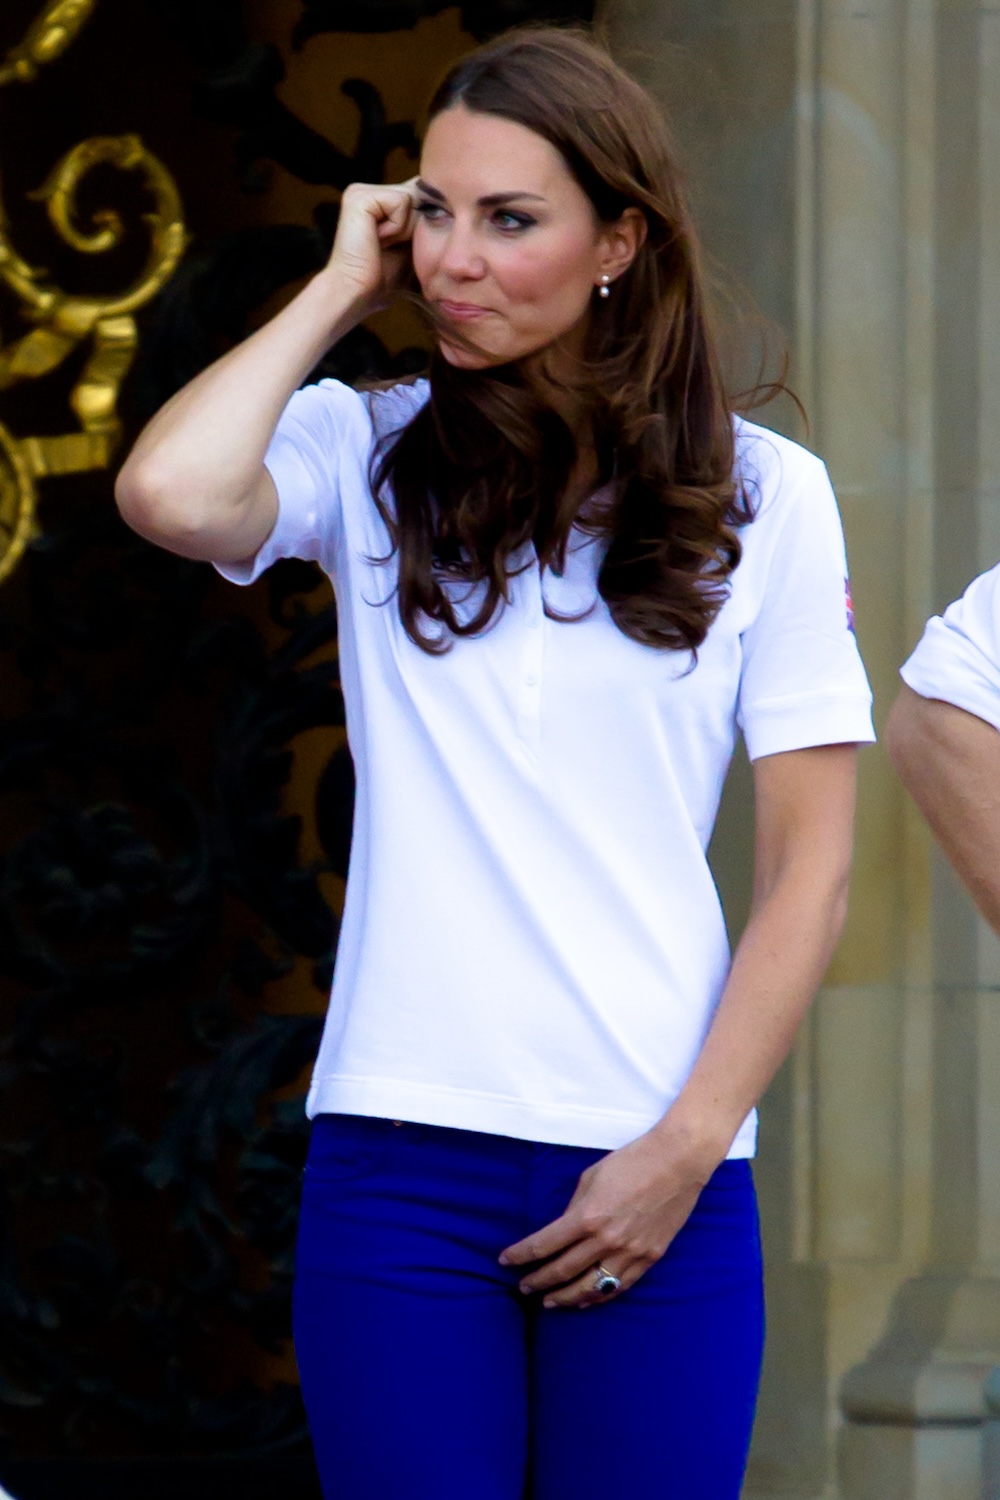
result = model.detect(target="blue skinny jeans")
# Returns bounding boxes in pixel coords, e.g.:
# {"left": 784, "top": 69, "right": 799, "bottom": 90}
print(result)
{"left": 293, "top": 1113, "right": 765, "bottom": 1499}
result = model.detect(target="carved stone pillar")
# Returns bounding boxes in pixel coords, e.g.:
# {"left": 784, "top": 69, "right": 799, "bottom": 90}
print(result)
{"left": 836, "top": 0, "right": 1000, "bottom": 1494}
{"left": 840, "top": 950, "right": 1000, "bottom": 1500}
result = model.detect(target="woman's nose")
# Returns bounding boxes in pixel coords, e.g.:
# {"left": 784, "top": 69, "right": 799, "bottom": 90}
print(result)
{"left": 438, "top": 223, "right": 486, "bottom": 281}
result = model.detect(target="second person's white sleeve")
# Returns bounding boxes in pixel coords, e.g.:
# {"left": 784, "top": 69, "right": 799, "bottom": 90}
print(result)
{"left": 901, "top": 562, "right": 1000, "bottom": 732}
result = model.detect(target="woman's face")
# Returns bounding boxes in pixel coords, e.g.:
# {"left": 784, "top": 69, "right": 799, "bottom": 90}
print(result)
{"left": 412, "top": 103, "right": 615, "bottom": 370}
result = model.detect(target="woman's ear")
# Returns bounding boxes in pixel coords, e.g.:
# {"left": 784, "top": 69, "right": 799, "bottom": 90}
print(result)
{"left": 597, "top": 207, "right": 648, "bottom": 284}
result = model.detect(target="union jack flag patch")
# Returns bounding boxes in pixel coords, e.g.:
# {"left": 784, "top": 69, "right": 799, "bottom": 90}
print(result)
{"left": 845, "top": 577, "right": 855, "bottom": 634}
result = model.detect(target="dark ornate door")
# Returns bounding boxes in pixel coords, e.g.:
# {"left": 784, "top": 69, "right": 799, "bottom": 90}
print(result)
{"left": 0, "top": 3, "right": 591, "bottom": 1496}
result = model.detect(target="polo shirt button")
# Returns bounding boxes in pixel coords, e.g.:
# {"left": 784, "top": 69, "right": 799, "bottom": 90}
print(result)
{"left": 525, "top": 672, "right": 538, "bottom": 687}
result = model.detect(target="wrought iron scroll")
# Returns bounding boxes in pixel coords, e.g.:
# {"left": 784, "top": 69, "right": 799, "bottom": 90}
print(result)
{"left": 0, "top": 1, "right": 186, "bottom": 586}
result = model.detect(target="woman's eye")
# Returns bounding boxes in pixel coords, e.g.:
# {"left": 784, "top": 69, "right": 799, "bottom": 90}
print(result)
{"left": 414, "top": 200, "right": 446, "bottom": 220}
{"left": 493, "top": 211, "right": 535, "bottom": 232}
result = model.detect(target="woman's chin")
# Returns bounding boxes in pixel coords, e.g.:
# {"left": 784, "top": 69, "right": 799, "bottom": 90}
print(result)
{"left": 436, "top": 337, "right": 503, "bottom": 371}
{"left": 435, "top": 330, "right": 568, "bottom": 373}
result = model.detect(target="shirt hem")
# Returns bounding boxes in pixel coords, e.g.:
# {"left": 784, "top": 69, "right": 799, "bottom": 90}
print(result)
{"left": 742, "top": 693, "right": 876, "bottom": 761}
{"left": 305, "top": 1073, "right": 758, "bottom": 1157}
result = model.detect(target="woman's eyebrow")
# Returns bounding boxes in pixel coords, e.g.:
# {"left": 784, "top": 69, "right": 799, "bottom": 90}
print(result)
{"left": 415, "top": 179, "right": 547, "bottom": 208}
{"left": 479, "top": 191, "right": 547, "bottom": 207}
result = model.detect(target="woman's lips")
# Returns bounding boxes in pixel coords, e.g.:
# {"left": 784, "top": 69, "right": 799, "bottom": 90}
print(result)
{"left": 437, "top": 300, "right": 493, "bottom": 321}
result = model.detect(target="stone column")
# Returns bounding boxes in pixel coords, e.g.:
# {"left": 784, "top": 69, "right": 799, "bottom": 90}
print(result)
{"left": 780, "top": 0, "right": 936, "bottom": 1492}
{"left": 835, "top": 2, "right": 1000, "bottom": 1497}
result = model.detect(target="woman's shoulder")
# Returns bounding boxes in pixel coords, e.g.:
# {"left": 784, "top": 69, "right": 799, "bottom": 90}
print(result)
{"left": 364, "top": 376, "right": 431, "bottom": 441}
{"left": 732, "top": 414, "right": 834, "bottom": 531}
{"left": 279, "top": 375, "right": 430, "bottom": 455}
{"left": 733, "top": 415, "right": 828, "bottom": 494}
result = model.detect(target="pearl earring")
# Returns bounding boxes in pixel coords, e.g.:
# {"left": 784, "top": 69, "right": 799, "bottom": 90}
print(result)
{"left": 598, "top": 274, "right": 611, "bottom": 299}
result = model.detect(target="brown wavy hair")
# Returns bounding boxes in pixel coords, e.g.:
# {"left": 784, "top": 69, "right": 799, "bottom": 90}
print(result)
{"left": 372, "top": 25, "right": 755, "bottom": 655}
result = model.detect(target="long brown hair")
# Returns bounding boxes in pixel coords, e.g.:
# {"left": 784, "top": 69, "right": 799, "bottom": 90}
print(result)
{"left": 372, "top": 26, "right": 755, "bottom": 655}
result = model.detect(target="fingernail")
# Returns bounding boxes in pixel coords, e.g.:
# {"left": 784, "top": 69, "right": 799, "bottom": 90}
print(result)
{"left": 543, "top": 1298, "right": 556, "bottom": 1309}
{"left": 497, "top": 1253, "right": 509, "bottom": 1266}
{"left": 519, "top": 1282, "right": 532, "bottom": 1295}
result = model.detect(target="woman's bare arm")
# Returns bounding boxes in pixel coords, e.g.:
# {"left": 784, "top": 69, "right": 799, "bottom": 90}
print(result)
{"left": 652, "top": 743, "right": 856, "bottom": 1160}
{"left": 115, "top": 180, "right": 418, "bottom": 565}
{"left": 502, "top": 743, "right": 858, "bottom": 1306}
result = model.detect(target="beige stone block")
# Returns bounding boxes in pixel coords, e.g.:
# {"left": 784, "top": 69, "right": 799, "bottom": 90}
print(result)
{"left": 839, "top": 1423, "right": 983, "bottom": 1500}
{"left": 828, "top": 1264, "right": 924, "bottom": 1430}
{"left": 813, "top": 984, "right": 903, "bottom": 1261}
{"left": 981, "top": 1368, "right": 1000, "bottom": 1497}
{"left": 824, "top": 484, "right": 906, "bottom": 987}
{"left": 840, "top": 1276, "right": 1000, "bottom": 1496}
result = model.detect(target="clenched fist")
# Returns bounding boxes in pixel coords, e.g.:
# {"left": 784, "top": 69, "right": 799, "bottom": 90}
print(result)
{"left": 327, "top": 178, "right": 420, "bottom": 312}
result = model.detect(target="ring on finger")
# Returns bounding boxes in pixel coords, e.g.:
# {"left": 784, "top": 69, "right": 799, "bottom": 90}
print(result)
{"left": 593, "top": 1263, "right": 622, "bottom": 1296}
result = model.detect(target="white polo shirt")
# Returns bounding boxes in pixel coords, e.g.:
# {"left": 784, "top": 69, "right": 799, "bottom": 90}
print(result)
{"left": 218, "top": 378, "right": 874, "bottom": 1156}
{"left": 900, "top": 562, "right": 1000, "bottom": 730}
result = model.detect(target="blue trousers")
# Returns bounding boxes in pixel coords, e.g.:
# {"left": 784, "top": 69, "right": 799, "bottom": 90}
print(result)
{"left": 293, "top": 1114, "right": 765, "bottom": 1499}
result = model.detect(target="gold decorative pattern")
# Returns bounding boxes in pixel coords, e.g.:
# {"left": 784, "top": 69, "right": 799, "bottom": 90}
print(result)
{"left": 0, "top": 1, "right": 187, "bottom": 584}
{"left": 0, "top": 0, "right": 97, "bottom": 87}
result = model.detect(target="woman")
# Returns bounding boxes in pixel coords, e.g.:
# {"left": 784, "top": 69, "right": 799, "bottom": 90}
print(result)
{"left": 116, "top": 26, "right": 874, "bottom": 1499}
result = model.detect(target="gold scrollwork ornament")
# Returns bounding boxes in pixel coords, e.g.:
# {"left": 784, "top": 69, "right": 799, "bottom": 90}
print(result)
{"left": 0, "top": 0, "right": 187, "bottom": 584}
{"left": 0, "top": 421, "right": 36, "bottom": 586}
{"left": 0, "top": 1, "right": 97, "bottom": 88}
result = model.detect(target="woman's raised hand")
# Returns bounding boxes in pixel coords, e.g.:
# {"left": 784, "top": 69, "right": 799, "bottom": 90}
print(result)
{"left": 114, "top": 178, "right": 421, "bottom": 565}
{"left": 327, "top": 178, "right": 420, "bottom": 311}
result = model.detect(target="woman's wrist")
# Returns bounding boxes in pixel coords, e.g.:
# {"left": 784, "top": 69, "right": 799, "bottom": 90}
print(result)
{"left": 296, "top": 266, "right": 373, "bottom": 354}
{"left": 649, "top": 1099, "right": 739, "bottom": 1182}
{"left": 308, "top": 263, "right": 378, "bottom": 332}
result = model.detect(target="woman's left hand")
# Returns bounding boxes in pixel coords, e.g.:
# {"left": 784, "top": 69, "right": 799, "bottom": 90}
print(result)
{"left": 499, "top": 1127, "right": 720, "bottom": 1308}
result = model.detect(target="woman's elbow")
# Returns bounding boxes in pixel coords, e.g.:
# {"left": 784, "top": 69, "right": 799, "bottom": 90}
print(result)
{"left": 116, "top": 454, "right": 166, "bottom": 527}
{"left": 115, "top": 457, "right": 208, "bottom": 552}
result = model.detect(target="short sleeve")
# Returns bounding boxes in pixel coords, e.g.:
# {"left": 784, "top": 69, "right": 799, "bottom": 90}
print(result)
{"left": 900, "top": 562, "right": 1000, "bottom": 733}
{"left": 736, "top": 448, "right": 875, "bottom": 760}
{"left": 214, "top": 378, "right": 372, "bottom": 587}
